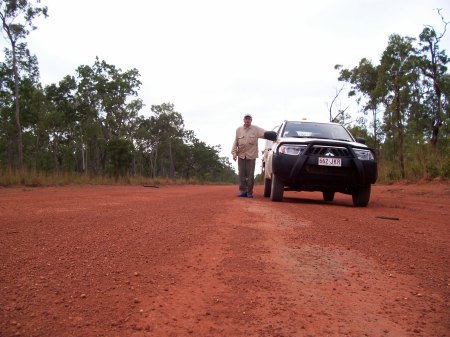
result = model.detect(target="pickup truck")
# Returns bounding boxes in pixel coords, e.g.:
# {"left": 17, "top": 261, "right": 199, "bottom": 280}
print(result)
{"left": 262, "top": 120, "right": 377, "bottom": 207}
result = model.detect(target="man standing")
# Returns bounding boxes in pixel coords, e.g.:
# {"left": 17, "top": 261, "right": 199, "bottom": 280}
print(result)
{"left": 231, "top": 114, "right": 266, "bottom": 198}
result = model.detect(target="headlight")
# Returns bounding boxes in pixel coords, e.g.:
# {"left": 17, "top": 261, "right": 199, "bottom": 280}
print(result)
{"left": 278, "top": 144, "right": 306, "bottom": 155}
{"left": 353, "top": 148, "right": 374, "bottom": 160}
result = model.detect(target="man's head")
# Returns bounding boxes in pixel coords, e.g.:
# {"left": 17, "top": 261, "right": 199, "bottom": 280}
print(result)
{"left": 243, "top": 114, "right": 252, "bottom": 128}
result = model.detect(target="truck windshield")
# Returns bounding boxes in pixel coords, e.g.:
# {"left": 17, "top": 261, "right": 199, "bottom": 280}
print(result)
{"left": 282, "top": 122, "right": 354, "bottom": 141}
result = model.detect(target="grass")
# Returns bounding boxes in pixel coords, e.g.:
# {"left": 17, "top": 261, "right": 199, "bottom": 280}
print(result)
{"left": 1, "top": 166, "right": 446, "bottom": 187}
{"left": 0, "top": 169, "right": 224, "bottom": 187}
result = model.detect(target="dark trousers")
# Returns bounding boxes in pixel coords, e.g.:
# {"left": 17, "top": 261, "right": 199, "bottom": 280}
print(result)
{"left": 238, "top": 157, "right": 256, "bottom": 194}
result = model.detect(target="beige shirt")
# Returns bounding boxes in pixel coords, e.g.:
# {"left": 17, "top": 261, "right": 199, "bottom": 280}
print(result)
{"left": 231, "top": 125, "right": 265, "bottom": 160}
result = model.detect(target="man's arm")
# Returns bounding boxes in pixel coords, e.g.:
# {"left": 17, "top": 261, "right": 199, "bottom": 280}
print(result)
{"left": 231, "top": 131, "right": 238, "bottom": 161}
{"left": 256, "top": 126, "right": 266, "bottom": 138}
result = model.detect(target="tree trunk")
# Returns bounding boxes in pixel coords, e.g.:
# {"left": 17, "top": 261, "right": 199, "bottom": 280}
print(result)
{"left": 372, "top": 108, "right": 379, "bottom": 157}
{"left": 53, "top": 140, "right": 59, "bottom": 173}
{"left": 430, "top": 82, "right": 442, "bottom": 148}
{"left": 151, "top": 147, "right": 158, "bottom": 178}
{"left": 168, "top": 139, "right": 175, "bottom": 178}
{"left": 11, "top": 40, "right": 24, "bottom": 175}
{"left": 395, "top": 89, "right": 405, "bottom": 179}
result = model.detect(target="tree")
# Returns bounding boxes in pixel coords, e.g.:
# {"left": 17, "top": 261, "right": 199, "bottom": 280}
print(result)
{"left": 0, "top": 41, "right": 44, "bottom": 170}
{"left": 74, "top": 58, "right": 142, "bottom": 175}
{"left": 335, "top": 59, "right": 381, "bottom": 151}
{"left": 107, "top": 136, "right": 133, "bottom": 181}
{"left": 133, "top": 103, "right": 185, "bottom": 178}
{"left": 0, "top": 57, "right": 15, "bottom": 168}
{"left": 327, "top": 84, "right": 351, "bottom": 125}
{"left": 181, "top": 136, "right": 236, "bottom": 182}
{"left": 417, "top": 9, "right": 449, "bottom": 148}
{"left": 148, "top": 103, "right": 185, "bottom": 178}
{"left": 0, "top": 0, "right": 48, "bottom": 173}
{"left": 43, "top": 75, "right": 77, "bottom": 172}
{"left": 376, "top": 34, "right": 418, "bottom": 179}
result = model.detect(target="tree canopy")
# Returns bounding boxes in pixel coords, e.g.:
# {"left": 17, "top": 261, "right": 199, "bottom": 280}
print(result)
{"left": 334, "top": 11, "right": 449, "bottom": 180}
{"left": 0, "top": 55, "right": 237, "bottom": 182}
{"left": 1, "top": 0, "right": 48, "bottom": 174}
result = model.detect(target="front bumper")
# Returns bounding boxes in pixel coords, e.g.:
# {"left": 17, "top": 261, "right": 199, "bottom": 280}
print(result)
{"left": 272, "top": 143, "right": 377, "bottom": 193}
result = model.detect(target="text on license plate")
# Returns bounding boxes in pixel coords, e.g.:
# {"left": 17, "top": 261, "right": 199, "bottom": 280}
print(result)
{"left": 318, "top": 157, "right": 342, "bottom": 167}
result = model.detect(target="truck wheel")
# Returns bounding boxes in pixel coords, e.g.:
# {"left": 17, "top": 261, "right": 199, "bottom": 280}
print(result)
{"left": 352, "top": 185, "right": 371, "bottom": 207}
{"left": 323, "top": 191, "right": 335, "bottom": 202}
{"left": 263, "top": 178, "right": 271, "bottom": 197}
{"left": 270, "top": 174, "right": 284, "bottom": 201}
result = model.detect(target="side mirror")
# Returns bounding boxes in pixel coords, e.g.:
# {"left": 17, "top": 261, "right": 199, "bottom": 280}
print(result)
{"left": 264, "top": 131, "right": 277, "bottom": 141}
{"left": 355, "top": 137, "right": 366, "bottom": 144}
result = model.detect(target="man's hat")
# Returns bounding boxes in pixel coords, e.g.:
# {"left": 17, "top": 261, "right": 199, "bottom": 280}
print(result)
{"left": 244, "top": 113, "right": 252, "bottom": 118}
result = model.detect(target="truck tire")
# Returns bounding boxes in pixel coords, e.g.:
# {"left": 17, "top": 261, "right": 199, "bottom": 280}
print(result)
{"left": 263, "top": 178, "right": 271, "bottom": 197}
{"left": 323, "top": 191, "right": 335, "bottom": 202}
{"left": 270, "top": 174, "right": 284, "bottom": 201}
{"left": 352, "top": 185, "right": 371, "bottom": 207}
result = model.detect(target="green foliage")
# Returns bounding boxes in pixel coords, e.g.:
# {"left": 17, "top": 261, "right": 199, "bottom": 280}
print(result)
{"left": 0, "top": 48, "right": 238, "bottom": 184}
{"left": 0, "top": 53, "right": 238, "bottom": 184}
{"left": 441, "top": 158, "right": 450, "bottom": 178}
{"left": 336, "top": 12, "right": 449, "bottom": 182}
{"left": 107, "top": 137, "right": 133, "bottom": 181}
{"left": 132, "top": 105, "right": 237, "bottom": 183}
{"left": 347, "top": 125, "right": 375, "bottom": 147}
{"left": 0, "top": 0, "right": 48, "bottom": 172}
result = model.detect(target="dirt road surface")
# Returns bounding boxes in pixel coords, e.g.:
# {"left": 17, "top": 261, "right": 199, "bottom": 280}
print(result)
{"left": 1, "top": 181, "right": 449, "bottom": 337}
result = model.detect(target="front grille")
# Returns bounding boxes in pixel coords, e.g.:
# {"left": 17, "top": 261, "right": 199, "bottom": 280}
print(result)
{"left": 307, "top": 145, "right": 350, "bottom": 157}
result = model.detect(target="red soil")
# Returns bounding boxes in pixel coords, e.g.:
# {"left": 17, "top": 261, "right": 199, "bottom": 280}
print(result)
{"left": 1, "top": 181, "right": 449, "bottom": 337}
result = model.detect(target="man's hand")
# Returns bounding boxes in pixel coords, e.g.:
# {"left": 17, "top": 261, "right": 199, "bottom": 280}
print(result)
{"left": 233, "top": 154, "right": 237, "bottom": 161}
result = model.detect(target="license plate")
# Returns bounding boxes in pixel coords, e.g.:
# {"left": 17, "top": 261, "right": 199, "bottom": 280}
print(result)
{"left": 318, "top": 157, "right": 342, "bottom": 167}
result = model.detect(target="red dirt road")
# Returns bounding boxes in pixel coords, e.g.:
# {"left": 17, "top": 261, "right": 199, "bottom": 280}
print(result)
{"left": 1, "top": 182, "right": 449, "bottom": 337}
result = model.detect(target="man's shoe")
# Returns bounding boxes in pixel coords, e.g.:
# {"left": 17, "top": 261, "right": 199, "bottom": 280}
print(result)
{"left": 247, "top": 193, "right": 254, "bottom": 198}
{"left": 238, "top": 192, "right": 247, "bottom": 197}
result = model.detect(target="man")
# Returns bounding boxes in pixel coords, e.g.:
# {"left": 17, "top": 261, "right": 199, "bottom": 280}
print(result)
{"left": 231, "top": 114, "right": 266, "bottom": 198}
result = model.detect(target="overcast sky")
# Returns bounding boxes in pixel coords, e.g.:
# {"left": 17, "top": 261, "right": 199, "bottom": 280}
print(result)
{"left": 5, "top": 0, "right": 450, "bottom": 172}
